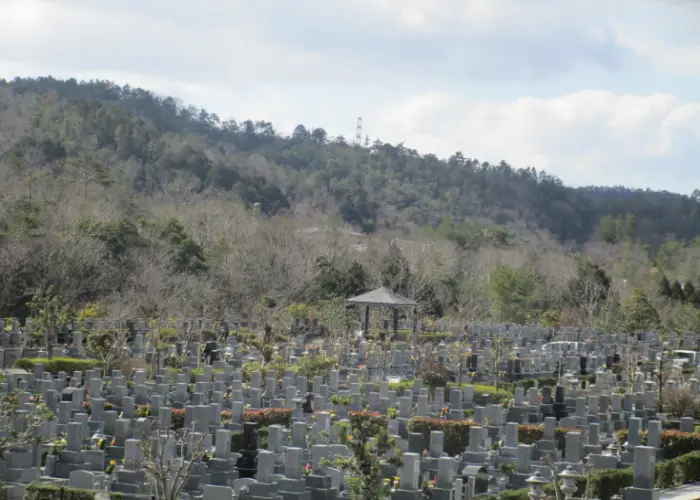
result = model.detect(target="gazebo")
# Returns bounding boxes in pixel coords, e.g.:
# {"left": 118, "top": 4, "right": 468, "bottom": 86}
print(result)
{"left": 346, "top": 286, "right": 418, "bottom": 341}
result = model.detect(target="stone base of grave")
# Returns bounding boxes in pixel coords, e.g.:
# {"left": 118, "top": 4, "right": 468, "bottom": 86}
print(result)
{"left": 584, "top": 444, "right": 603, "bottom": 456}
{"left": 278, "top": 477, "right": 310, "bottom": 500}
{"left": 106, "top": 446, "right": 125, "bottom": 461}
{"left": 305, "top": 474, "right": 338, "bottom": 500}
{"left": 508, "top": 472, "right": 530, "bottom": 489}
{"left": 207, "top": 457, "right": 240, "bottom": 486}
{"left": 507, "top": 406, "right": 527, "bottom": 423}
{"left": 381, "top": 464, "right": 399, "bottom": 479}
{"left": 462, "top": 451, "right": 489, "bottom": 464}
{"left": 245, "top": 482, "right": 280, "bottom": 499}
{"left": 588, "top": 454, "right": 618, "bottom": 469}
{"left": 111, "top": 469, "right": 149, "bottom": 497}
{"left": 391, "top": 489, "right": 423, "bottom": 500}
{"left": 54, "top": 450, "right": 85, "bottom": 479}
{"left": 1, "top": 484, "right": 27, "bottom": 500}
{"left": 623, "top": 487, "right": 660, "bottom": 500}
{"left": 431, "top": 487, "right": 452, "bottom": 500}
{"left": 499, "top": 446, "right": 518, "bottom": 458}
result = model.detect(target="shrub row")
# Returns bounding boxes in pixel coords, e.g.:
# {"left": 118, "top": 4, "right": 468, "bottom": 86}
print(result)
{"left": 408, "top": 418, "right": 476, "bottom": 456}
{"left": 349, "top": 411, "right": 388, "bottom": 429}
{"left": 484, "top": 450, "right": 700, "bottom": 500}
{"left": 405, "top": 420, "right": 581, "bottom": 456}
{"left": 14, "top": 357, "right": 102, "bottom": 374}
{"left": 170, "top": 407, "right": 292, "bottom": 430}
{"left": 82, "top": 400, "right": 115, "bottom": 415}
{"left": 574, "top": 449, "right": 700, "bottom": 500}
{"left": 25, "top": 483, "right": 124, "bottom": 500}
{"left": 615, "top": 429, "right": 700, "bottom": 459}
{"left": 384, "top": 381, "right": 513, "bottom": 404}
{"left": 517, "top": 424, "right": 575, "bottom": 451}
{"left": 510, "top": 374, "right": 597, "bottom": 392}
{"left": 450, "top": 383, "right": 513, "bottom": 404}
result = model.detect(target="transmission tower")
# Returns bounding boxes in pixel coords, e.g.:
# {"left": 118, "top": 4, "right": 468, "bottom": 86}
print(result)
{"left": 355, "top": 117, "right": 363, "bottom": 146}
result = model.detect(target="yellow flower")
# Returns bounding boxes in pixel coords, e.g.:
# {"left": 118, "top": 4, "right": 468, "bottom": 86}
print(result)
{"left": 346, "top": 434, "right": 353, "bottom": 441}
{"left": 109, "top": 460, "right": 117, "bottom": 466}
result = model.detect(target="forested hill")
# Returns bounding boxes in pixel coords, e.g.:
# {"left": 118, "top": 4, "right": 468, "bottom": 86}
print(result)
{"left": 1, "top": 76, "right": 699, "bottom": 247}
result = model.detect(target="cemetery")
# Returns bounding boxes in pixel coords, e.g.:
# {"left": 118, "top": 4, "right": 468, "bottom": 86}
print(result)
{"left": 1, "top": 290, "right": 700, "bottom": 500}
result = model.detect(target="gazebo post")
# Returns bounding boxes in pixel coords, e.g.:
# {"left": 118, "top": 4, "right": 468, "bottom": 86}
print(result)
{"left": 363, "top": 305, "right": 370, "bottom": 334}
{"left": 412, "top": 307, "right": 417, "bottom": 349}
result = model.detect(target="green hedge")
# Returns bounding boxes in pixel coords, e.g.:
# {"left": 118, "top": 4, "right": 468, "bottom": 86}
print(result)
{"left": 384, "top": 381, "right": 512, "bottom": 404}
{"left": 511, "top": 374, "right": 596, "bottom": 391}
{"left": 448, "top": 383, "right": 513, "bottom": 404}
{"left": 14, "top": 357, "right": 102, "bottom": 374}
{"left": 167, "top": 367, "right": 224, "bottom": 384}
{"left": 408, "top": 418, "right": 475, "bottom": 456}
{"left": 486, "top": 450, "right": 700, "bottom": 500}
{"left": 573, "top": 450, "right": 700, "bottom": 500}
{"left": 615, "top": 429, "right": 700, "bottom": 460}
{"left": 25, "top": 483, "right": 123, "bottom": 500}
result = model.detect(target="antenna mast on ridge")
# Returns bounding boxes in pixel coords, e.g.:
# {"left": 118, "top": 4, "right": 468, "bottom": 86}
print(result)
{"left": 355, "top": 117, "right": 363, "bottom": 146}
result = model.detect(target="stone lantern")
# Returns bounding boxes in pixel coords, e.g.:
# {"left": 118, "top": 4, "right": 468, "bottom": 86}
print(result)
{"left": 526, "top": 471, "right": 549, "bottom": 500}
{"left": 559, "top": 465, "right": 579, "bottom": 499}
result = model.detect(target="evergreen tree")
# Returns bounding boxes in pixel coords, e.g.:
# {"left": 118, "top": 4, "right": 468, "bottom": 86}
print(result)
{"left": 658, "top": 275, "right": 672, "bottom": 298}
{"left": 670, "top": 280, "right": 685, "bottom": 302}
{"left": 689, "top": 289, "right": 700, "bottom": 308}
{"left": 683, "top": 280, "right": 695, "bottom": 303}
{"left": 622, "top": 289, "right": 661, "bottom": 332}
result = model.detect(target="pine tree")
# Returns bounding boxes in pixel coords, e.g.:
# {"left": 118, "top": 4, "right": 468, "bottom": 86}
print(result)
{"left": 659, "top": 275, "right": 672, "bottom": 298}
{"left": 683, "top": 280, "right": 695, "bottom": 303}
{"left": 671, "top": 280, "right": 685, "bottom": 302}
{"left": 622, "top": 289, "right": 661, "bottom": 332}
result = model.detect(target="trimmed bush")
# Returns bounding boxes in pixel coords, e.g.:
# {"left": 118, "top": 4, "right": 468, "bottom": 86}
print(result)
{"left": 408, "top": 418, "right": 476, "bottom": 456}
{"left": 82, "top": 400, "right": 115, "bottom": 415}
{"left": 171, "top": 408, "right": 185, "bottom": 429}
{"left": 244, "top": 408, "right": 292, "bottom": 428}
{"left": 417, "top": 331, "right": 453, "bottom": 341}
{"left": 170, "top": 407, "right": 292, "bottom": 430}
{"left": 517, "top": 424, "right": 574, "bottom": 451}
{"left": 615, "top": 429, "right": 700, "bottom": 459}
{"left": 14, "top": 357, "right": 101, "bottom": 374}
{"left": 349, "top": 411, "right": 388, "bottom": 429}
{"left": 511, "top": 374, "right": 596, "bottom": 392}
{"left": 25, "top": 483, "right": 124, "bottom": 500}
{"left": 386, "top": 380, "right": 417, "bottom": 393}
{"left": 448, "top": 383, "right": 513, "bottom": 404}
{"left": 573, "top": 450, "right": 700, "bottom": 500}
{"left": 385, "top": 381, "right": 512, "bottom": 403}
{"left": 230, "top": 431, "right": 244, "bottom": 452}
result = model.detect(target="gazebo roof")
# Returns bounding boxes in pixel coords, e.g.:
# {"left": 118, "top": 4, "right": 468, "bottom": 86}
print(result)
{"left": 346, "top": 287, "right": 417, "bottom": 307}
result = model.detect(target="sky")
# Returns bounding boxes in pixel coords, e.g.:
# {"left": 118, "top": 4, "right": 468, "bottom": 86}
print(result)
{"left": 0, "top": 0, "right": 699, "bottom": 193}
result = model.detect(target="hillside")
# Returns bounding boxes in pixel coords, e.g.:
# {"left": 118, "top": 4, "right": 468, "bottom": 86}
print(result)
{"left": 1, "top": 77, "right": 699, "bottom": 246}
{"left": 1, "top": 76, "right": 700, "bottom": 329}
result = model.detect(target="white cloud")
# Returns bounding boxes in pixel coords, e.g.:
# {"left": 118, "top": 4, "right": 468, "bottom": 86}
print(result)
{"left": 370, "top": 90, "right": 700, "bottom": 192}
{"left": 617, "top": 34, "right": 700, "bottom": 77}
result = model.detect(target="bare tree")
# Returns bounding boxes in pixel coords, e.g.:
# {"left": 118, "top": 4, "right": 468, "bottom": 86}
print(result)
{"left": 138, "top": 425, "right": 208, "bottom": 500}
{"left": 0, "top": 377, "right": 55, "bottom": 456}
